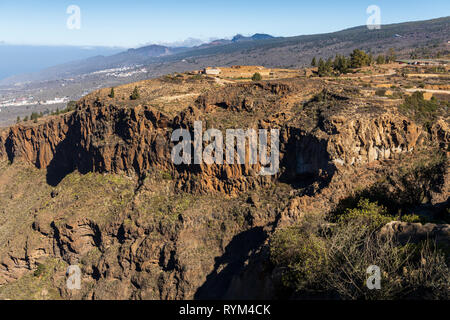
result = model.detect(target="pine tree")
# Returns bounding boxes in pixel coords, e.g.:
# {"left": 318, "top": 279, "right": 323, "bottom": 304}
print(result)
{"left": 318, "top": 58, "right": 334, "bottom": 77}
{"left": 333, "top": 55, "right": 349, "bottom": 74}
{"left": 16, "top": 116, "right": 20, "bottom": 123}
{"left": 30, "top": 112, "right": 38, "bottom": 121}
{"left": 130, "top": 86, "right": 140, "bottom": 100}
{"left": 311, "top": 57, "right": 317, "bottom": 67}
{"left": 317, "top": 58, "right": 326, "bottom": 77}
{"left": 109, "top": 87, "right": 115, "bottom": 98}
{"left": 368, "top": 53, "right": 374, "bottom": 65}
{"left": 326, "top": 58, "right": 333, "bottom": 71}
{"left": 376, "top": 55, "right": 386, "bottom": 64}
{"left": 318, "top": 58, "right": 324, "bottom": 67}
{"left": 317, "top": 58, "right": 325, "bottom": 76}
{"left": 350, "top": 49, "right": 370, "bottom": 68}
{"left": 387, "top": 48, "right": 396, "bottom": 63}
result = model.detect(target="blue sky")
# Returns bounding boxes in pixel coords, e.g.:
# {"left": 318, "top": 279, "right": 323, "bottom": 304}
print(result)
{"left": 0, "top": 0, "right": 448, "bottom": 48}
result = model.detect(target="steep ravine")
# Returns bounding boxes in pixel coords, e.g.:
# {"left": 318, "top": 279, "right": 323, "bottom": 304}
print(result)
{"left": 0, "top": 81, "right": 446, "bottom": 299}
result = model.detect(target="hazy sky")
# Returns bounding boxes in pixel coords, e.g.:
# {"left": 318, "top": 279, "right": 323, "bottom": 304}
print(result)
{"left": 0, "top": 0, "right": 449, "bottom": 48}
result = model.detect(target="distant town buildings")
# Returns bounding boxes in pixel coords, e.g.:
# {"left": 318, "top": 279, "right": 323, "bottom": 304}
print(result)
{"left": 397, "top": 59, "right": 448, "bottom": 66}
{"left": 39, "top": 97, "right": 69, "bottom": 105}
{"left": 90, "top": 66, "right": 147, "bottom": 78}
{"left": 0, "top": 96, "right": 69, "bottom": 108}
{"left": 203, "top": 67, "right": 221, "bottom": 75}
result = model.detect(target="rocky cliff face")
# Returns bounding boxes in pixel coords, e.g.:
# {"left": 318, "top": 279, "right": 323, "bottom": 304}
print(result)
{"left": 0, "top": 77, "right": 447, "bottom": 299}
{"left": 0, "top": 81, "right": 431, "bottom": 192}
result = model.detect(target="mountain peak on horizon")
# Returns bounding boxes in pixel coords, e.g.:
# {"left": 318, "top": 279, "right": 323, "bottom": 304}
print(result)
{"left": 232, "top": 33, "right": 275, "bottom": 42}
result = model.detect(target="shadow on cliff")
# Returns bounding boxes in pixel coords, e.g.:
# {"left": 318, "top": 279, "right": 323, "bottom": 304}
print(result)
{"left": 330, "top": 154, "right": 449, "bottom": 223}
{"left": 194, "top": 227, "right": 267, "bottom": 300}
{"left": 3, "top": 125, "right": 78, "bottom": 187}
{"left": 278, "top": 129, "right": 336, "bottom": 192}
{"left": 4, "top": 136, "right": 15, "bottom": 165}
{"left": 45, "top": 121, "right": 88, "bottom": 186}
{"left": 45, "top": 140, "right": 76, "bottom": 186}
{"left": 45, "top": 109, "right": 131, "bottom": 187}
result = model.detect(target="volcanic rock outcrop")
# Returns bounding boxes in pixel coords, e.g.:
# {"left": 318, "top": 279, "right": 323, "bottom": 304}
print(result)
{"left": 0, "top": 76, "right": 447, "bottom": 299}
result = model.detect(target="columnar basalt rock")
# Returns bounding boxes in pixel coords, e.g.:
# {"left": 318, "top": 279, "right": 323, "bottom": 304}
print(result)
{"left": 0, "top": 78, "right": 447, "bottom": 300}
{"left": 0, "top": 80, "right": 434, "bottom": 196}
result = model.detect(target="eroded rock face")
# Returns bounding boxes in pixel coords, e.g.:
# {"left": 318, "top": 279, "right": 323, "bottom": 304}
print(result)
{"left": 0, "top": 78, "right": 447, "bottom": 300}
{"left": 380, "top": 221, "right": 450, "bottom": 246}
{"left": 327, "top": 115, "right": 423, "bottom": 166}
{"left": 1, "top": 115, "right": 71, "bottom": 169}
{"left": 0, "top": 81, "right": 432, "bottom": 195}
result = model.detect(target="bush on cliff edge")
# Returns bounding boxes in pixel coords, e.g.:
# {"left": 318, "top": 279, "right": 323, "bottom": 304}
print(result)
{"left": 270, "top": 199, "right": 449, "bottom": 300}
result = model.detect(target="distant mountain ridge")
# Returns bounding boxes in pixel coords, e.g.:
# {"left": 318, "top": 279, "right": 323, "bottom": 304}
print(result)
{"left": 232, "top": 33, "right": 275, "bottom": 42}
{"left": 0, "top": 44, "right": 124, "bottom": 81}
{"left": 0, "top": 33, "right": 276, "bottom": 84}
{"left": 126, "top": 44, "right": 171, "bottom": 56}
{"left": 196, "top": 33, "right": 276, "bottom": 49}
{"left": 1, "top": 17, "right": 449, "bottom": 86}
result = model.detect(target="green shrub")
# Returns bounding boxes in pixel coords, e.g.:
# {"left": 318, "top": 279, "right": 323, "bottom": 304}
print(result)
{"left": 66, "top": 101, "right": 77, "bottom": 111}
{"left": 337, "top": 199, "right": 394, "bottom": 230}
{"left": 161, "top": 171, "right": 173, "bottom": 180}
{"left": 376, "top": 55, "right": 386, "bottom": 64}
{"left": 252, "top": 73, "right": 262, "bottom": 81}
{"left": 398, "top": 91, "right": 447, "bottom": 129}
{"left": 270, "top": 200, "right": 449, "bottom": 300}
{"left": 271, "top": 226, "right": 328, "bottom": 290}
{"left": 33, "top": 264, "right": 46, "bottom": 277}
{"left": 401, "top": 214, "right": 422, "bottom": 223}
